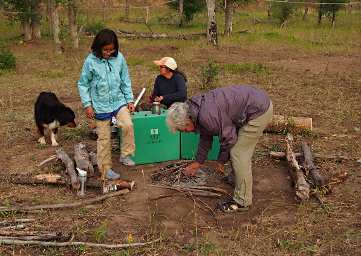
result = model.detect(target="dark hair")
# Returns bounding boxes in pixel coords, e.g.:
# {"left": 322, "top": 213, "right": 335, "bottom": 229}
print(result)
{"left": 91, "top": 29, "right": 119, "bottom": 59}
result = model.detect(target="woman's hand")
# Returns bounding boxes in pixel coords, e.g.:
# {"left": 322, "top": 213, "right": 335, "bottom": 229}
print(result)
{"left": 85, "top": 106, "right": 95, "bottom": 119}
{"left": 183, "top": 161, "right": 201, "bottom": 176}
{"left": 128, "top": 102, "right": 135, "bottom": 113}
{"left": 154, "top": 96, "right": 164, "bottom": 102}
{"left": 216, "top": 162, "right": 225, "bottom": 175}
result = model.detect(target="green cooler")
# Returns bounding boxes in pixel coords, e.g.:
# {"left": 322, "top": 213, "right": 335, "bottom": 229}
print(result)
{"left": 180, "top": 132, "right": 220, "bottom": 160}
{"left": 119, "top": 110, "right": 180, "bottom": 165}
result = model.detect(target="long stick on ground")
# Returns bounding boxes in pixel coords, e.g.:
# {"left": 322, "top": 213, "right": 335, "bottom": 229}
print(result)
{"left": 0, "top": 237, "right": 161, "bottom": 249}
{"left": 150, "top": 184, "right": 221, "bottom": 198}
{"left": 0, "top": 189, "right": 129, "bottom": 213}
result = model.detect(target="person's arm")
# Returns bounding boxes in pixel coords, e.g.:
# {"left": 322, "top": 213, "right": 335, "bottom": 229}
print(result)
{"left": 118, "top": 53, "right": 134, "bottom": 103}
{"left": 77, "top": 58, "right": 93, "bottom": 109}
{"left": 195, "top": 133, "right": 213, "bottom": 164}
{"left": 217, "top": 118, "right": 238, "bottom": 164}
{"left": 150, "top": 77, "right": 160, "bottom": 102}
{"left": 161, "top": 74, "right": 186, "bottom": 105}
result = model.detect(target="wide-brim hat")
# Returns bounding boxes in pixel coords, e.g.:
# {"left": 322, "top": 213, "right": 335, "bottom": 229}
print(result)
{"left": 153, "top": 57, "right": 177, "bottom": 70}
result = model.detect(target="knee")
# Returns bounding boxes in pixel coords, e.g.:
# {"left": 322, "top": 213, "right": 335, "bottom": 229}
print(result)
{"left": 119, "top": 121, "right": 133, "bottom": 132}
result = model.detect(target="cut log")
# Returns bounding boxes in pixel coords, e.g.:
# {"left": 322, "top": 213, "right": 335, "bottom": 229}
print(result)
{"left": 56, "top": 148, "right": 80, "bottom": 190}
{"left": 74, "top": 143, "right": 94, "bottom": 177}
{"left": 301, "top": 142, "right": 325, "bottom": 187}
{"left": 285, "top": 134, "right": 310, "bottom": 201}
{"left": 266, "top": 114, "right": 312, "bottom": 133}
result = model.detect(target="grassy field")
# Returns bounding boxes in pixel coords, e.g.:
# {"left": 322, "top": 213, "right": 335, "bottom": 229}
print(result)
{"left": 0, "top": 3, "right": 360, "bottom": 255}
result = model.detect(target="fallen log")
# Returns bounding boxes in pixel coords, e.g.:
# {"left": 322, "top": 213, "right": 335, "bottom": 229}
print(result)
{"left": 0, "top": 189, "right": 129, "bottom": 213}
{"left": 266, "top": 114, "right": 312, "bottom": 134}
{"left": 301, "top": 142, "right": 325, "bottom": 187}
{"left": 0, "top": 232, "right": 71, "bottom": 241}
{"left": 117, "top": 29, "right": 206, "bottom": 40}
{"left": 285, "top": 134, "right": 310, "bottom": 201}
{"left": 0, "top": 237, "right": 161, "bottom": 249}
{"left": 74, "top": 143, "right": 95, "bottom": 177}
{"left": 56, "top": 148, "right": 80, "bottom": 190}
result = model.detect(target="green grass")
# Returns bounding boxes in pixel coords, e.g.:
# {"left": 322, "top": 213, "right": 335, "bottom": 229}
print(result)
{"left": 223, "top": 63, "right": 270, "bottom": 75}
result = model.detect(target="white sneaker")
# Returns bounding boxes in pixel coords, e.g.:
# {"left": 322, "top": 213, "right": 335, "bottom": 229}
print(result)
{"left": 119, "top": 156, "right": 135, "bottom": 166}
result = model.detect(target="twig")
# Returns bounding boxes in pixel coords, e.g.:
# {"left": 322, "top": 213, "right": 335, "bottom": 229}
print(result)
{"left": 0, "top": 189, "right": 129, "bottom": 213}
{"left": 173, "top": 185, "right": 228, "bottom": 195}
{"left": 37, "top": 155, "right": 57, "bottom": 167}
{"left": 0, "top": 237, "right": 161, "bottom": 249}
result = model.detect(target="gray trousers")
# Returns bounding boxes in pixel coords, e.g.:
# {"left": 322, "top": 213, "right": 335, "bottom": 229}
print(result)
{"left": 231, "top": 102, "right": 273, "bottom": 206}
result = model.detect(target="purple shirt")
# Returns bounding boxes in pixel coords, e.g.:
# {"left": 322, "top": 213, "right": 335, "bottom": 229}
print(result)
{"left": 187, "top": 85, "right": 271, "bottom": 164}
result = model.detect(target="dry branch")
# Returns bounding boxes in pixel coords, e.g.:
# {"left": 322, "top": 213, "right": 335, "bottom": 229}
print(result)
{"left": 285, "top": 134, "right": 310, "bottom": 201}
{"left": 301, "top": 142, "right": 325, "bottom": 187}
{"left": 269, "top": 151, "right": 351, "bottom": 162}
{"left": 0, "top": 189, "right": 129, "bottom": 213}
{"left": 74, "top": 143, "right": 94, "bottom": 177}
{"left": 0, "top": 232, "right": 70, "bottom": 241}
{"left": 37, "top": 155, "right": 57, "bottom": 167}
{"left": 0, "top": 237, "right": 161, "bottom": 249}
{"left": 150, "top": 184, "right": 221, "bottom": 198}
{"left": 56, "top": 148, "right": 79, "bottom": 190}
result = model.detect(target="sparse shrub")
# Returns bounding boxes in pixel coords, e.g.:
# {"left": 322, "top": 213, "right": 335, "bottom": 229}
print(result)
{"left": 0, "top": 49, "right": 16, "bottom": 71}
{"left": 200, "top": 61, "right": 219, "bottom": 90}
{"left": 93, "top": 223, "right": 107, "bottom": 242}
{"left": 270, "top": 2, "right": 295, "bottom": 26}
{"left": 84, "top": 20, "right": 105, "bottom": 36}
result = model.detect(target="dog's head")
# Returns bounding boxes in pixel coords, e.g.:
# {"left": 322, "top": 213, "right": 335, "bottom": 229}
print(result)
{"left": 57, "top": 107, "right": 76, "bottom": 127}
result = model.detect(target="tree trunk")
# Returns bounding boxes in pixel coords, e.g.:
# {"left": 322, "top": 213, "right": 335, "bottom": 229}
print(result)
{"left": 302, "top": 7, "right": 309, "bottom": 20}
{"left": 74, "top": 143, "right": 95, "bottom": 177}
{"left": 22, "top": 19, "right": 32, "bottom": 41}
{"left": 331, "top": 10, "right": 336, "bottom": 27}
{"left": 68, "top": 0, "right": 79, "bottom": 49}
{"left": 102, "top": 0, "right": 106, "bottom": 22}
{"left": 206, "top": 0, "right": 217, "bottom": 46}
{"left": 47, "top": 0, "right": 53, "bottom": 35}
{"left": 224, "top": 0, "right": 233, "bottom": 36}
{"left": 31, "top": 1, "right": 41, "bottom": 40}
{"left": 179, "top": 0, "right": 184, "bottom": 26}
{"left": 318, "top": 10, "right": 322, "bottom": 25}
{"left": 125, "top": 0, "right": 130, "bottom": 20}
{"left": 50, "top": 1, "right": 62, "bottom": 54}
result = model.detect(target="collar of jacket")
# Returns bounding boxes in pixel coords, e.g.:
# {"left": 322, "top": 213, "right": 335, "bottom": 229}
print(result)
{"left": 187, "top": 94, "right": 205, "bottom": 129}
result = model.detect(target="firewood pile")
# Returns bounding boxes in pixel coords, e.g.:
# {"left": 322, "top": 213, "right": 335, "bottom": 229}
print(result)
{"left": 270, "top": 133, "right": 338, "bottom": 205}
{"left": 151, "top": 161, "right": 209, "bottom": 186}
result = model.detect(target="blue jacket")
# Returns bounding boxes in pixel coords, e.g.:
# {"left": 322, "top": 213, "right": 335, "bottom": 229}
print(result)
{"left": 77, "top": 52, "right": 134, "bottom": 114}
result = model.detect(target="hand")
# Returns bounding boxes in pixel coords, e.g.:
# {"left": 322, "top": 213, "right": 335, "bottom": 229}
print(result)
{"left": 127, "top": 102, "right": 135, "bottom": 113}
{"left": 216, "top": 162, "right": 225, "bottom": 175}
{"left": 85, "top": 106, "right": 95, "bottom": 119}
{"left": 154, "top": 96, "right": 163, "bottom": 102}
{"left": 183, "top": 162, "right": 201, "bottom": 176}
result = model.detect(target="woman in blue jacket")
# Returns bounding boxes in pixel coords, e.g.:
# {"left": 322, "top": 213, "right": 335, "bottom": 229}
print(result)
{"left": 78, "top": 29, "right": 135, "bottom": 188}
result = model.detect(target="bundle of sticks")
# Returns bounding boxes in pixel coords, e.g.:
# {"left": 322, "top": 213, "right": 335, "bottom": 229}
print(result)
{"left": 151, "top": 161, "right": 205, "bottom": 185}
{"left": 271, "top": 133, "right": 327, "bottom": 202}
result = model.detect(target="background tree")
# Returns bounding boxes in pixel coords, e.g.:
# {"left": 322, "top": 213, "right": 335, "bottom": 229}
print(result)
{"left": 168, "top": 0, "right": 206, "bottom": 25}
{"left": 206, "top": 0, "right": 217, "bottom": 46}
{"left": 318, "top": 0, "right": 347, "bottom": 26}
{"left": 2, "top": 0, "right": 42, "bottom": 41}
{"left": 270, "top": 1, "right": 295, "bottom": 27}
{"left": 67, "top": 0, "right": 79, "bottom": 49}
{"left": 222, "top": 0, "right": 252, "bottom": 36}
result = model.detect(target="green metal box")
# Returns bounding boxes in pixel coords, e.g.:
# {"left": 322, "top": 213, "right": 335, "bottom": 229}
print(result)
{"left": 180, "top": 132, "right": 220, "bottom": 160}
{"left": 118, "top": 110, "right": 180, "bottom": 165}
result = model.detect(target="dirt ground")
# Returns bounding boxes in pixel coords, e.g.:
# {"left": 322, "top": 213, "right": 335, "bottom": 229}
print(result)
{"left": 0, "top": 33, "right": 361, "bottom": 256}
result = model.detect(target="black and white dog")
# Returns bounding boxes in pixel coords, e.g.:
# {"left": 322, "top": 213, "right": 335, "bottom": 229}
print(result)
{"left": 34, "top": 92, "right": 76, "bottom": 146}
